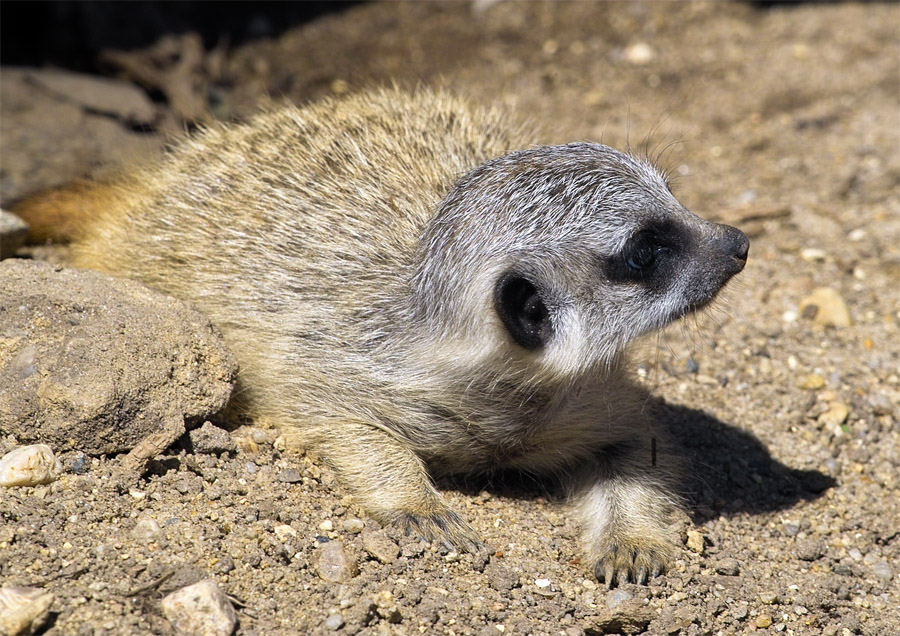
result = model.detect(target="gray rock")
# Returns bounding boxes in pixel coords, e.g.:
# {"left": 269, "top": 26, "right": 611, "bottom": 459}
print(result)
{"left": 715, "top": 558, "right": 741, "bottom": 575}
{"left": 605, "top": 588, "right": 633, "bottom": 610}
{"left": 277, "top": 468, "right": 303, "bottom": 483}
{"left": 0, "top": 69, "right": 162, "bottom": 204}
{"left": 324, "top": 613, "right": 345, "bottom": 630}
{"left": 361, "top": 529, "right": 400, "bottom": 564}
{"left": 25, "top": 69, "right": 157, "bottom": 126}
{"left": 131, "top": 517, "right": 162, "bottom": 542}
{"left": 585, "top": 601, "right": 654, "bottom": 635}
{"left": 189, "top": 421, "right": 235, "bottom": 455}
{"left": 796, "top": 539, "right": 826, "bottom": 561}
{"left": 871, "top": 561, "right": 893, "bottom": 584}
{"left": 161, "top": 579, "right": 236, "bottom": 636}
{"left": 783, "top": 523, "right": 801, "bottom": 536}
{"left": 342, "top": 518, "right": 365, "bottom": 533}
{"left": 485, "top": 560, "right": 519, "bottom": 592}
{"left": 316, "top": 540, "right": 357, "bottom": 582}
{"left": 0, "top": 210, "right": 28, "bottom": 259}
{"left": 0, "top": 260, "right": 237, "bottom": 456}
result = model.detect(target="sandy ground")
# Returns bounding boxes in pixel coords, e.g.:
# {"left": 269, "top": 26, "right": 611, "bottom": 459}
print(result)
{"left": 1, "top": 2, "right": 898, "bottom": 634}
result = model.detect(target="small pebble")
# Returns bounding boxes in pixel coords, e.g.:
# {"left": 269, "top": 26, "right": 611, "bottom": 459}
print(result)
{"left": 797, "top": 539, "right": 826, "bottom": 561}
{"left": 715, "top": 558, "right": 740, "bottom": 575}
{"left": 818, "top": 402, "right": 850, "bottom": 428}
{"left": 485, "top": 561, "right": 519, "bottom": 592}
{"left": 0, "top": 444, "right": 62, "bottom": 487}
{"left": 324, "top": 613, "right": 345, "bottom": 630}
{"left": 759, "top": 591, "right": 778, "bottom": 604}
{"left": 686, "top": 529, "right": 705, "bottom": 554}
{"left": 318, "top": 519, "right": 334, "bottom": 532}
{"left": 623, "top": 41, "right": 655, "bottom": 64}
{"left": 274, "top": 524, "right": 297, "bottom": 541}
{"left": 361, "top": 530, "right": 400, "bottom": 564}
{"left": 316, "top": 541, "right": 357, "bottom": 582}
{"left": 132, "top": 517, "right": 162, "bottom": 541}
{"left": 783, "top": 523, "right": 801, "bottom": 537}
{"left": 799, "top": 287, "right": 852, "bottom": 327}
{"left": 605, "top": 588, "right": 632, "bottom": 609}
{"left": 799, "top": 247, "right": 827, "bottom": 262}
{"left": 797, "top": 374, "right": 826, "bottom": 390}
{"left": 188, "top": 422, "right": 235, "bottom": 455}
{"left": 731, "top": 602, "right": 749, "bottom": 620}
{"left": 243, "top": 461, "right": 258, "bottom": 475}
{"left": 868, "top": 393, "right": 895, "bottom": 416}
{"left": 277, "top": 468, "right": 303, "bottom": 483}
{"left": 67, "top": 452, "right": 89, "bottom": 474}
{"left": 535, "top": 578, "right": 551, "bottom": 588}
{"left": 871, "top": 561, "right": 893, "bottom": 583}
{"left": 0, "top": 585, "right": 54, "bottom": 636}
{"left": 161, "top": 580, "right": 237, "bottom": 636}
{"left": 342, "top": 518, "right": 365, "bottom": 533}
{"left": 756, "top": 614, "right": 773, "bottom": 628}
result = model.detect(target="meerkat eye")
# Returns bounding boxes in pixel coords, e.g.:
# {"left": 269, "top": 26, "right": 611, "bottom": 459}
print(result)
{"left": 625, "top": 231, "right": 667, "bottom": 271}
{"left": 494, "top": 273, "right": 551, "bottom": 350}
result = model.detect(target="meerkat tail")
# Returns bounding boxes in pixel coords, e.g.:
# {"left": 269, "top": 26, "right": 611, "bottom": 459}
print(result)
{"left": 11, "top": 180, "right": 119, "bottom": 243}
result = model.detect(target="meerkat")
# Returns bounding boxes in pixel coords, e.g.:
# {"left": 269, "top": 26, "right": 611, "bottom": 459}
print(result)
{"left": 14, "top": 87, "right": 748, "bottom": 585}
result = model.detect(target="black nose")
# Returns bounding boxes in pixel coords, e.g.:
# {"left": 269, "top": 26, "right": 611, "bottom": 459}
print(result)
{"left": 721, "top": 225, "right": 749, "bottom": 262}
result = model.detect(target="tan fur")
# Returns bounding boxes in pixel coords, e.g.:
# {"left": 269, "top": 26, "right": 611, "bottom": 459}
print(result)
{"left": 15, "top": 87, "right": 748, "bottom": 584}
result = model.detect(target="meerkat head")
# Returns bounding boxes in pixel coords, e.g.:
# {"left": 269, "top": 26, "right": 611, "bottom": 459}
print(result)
{"left": 413, "top": 142, "right": 748, "bottom": 382}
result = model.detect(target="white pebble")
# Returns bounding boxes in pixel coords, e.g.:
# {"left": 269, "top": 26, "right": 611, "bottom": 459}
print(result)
{"left": 799, "top": 247, "right": 827, "bottom": 262}
{"left": 0, "top": 585, "right": 54, "bottom": 636}
{"left": 318, "top": 519, "right": 334, "bottom": 532}
{"left": 534, "top": 578, "right": 551, "bottom": 588}
{"left": 274, "top": 524, "right": 298, "bottom": 541}
{"left": 0, "top": 445, "right": 62, "bottom": 487}
{"left": 624, "top": 42, "right": 655, "bottom": 64}
{"left": 132, "top": 517, "right": 162, "bottom": 541}
{"left": 161, "top": 579, "right": 236, "bottom": 636}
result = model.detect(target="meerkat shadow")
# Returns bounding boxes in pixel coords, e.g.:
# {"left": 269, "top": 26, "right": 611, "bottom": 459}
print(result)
{"left": 655, "top": 398, "right": 836, "bottom": 523}
{"left": 440, "top": 395, "right": 835, "bottom": 524}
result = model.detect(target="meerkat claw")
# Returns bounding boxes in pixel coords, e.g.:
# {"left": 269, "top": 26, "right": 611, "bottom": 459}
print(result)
{"left": 593, "top": 541, "right": 671, "bottom": 587}
{"left": 397, "top": 510, "right": 483, "bottom": 553}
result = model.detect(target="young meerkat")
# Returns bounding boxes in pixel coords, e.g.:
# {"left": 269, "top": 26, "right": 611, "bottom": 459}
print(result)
{"left": 17, "top": 88, "right": 748, "bottom": 585}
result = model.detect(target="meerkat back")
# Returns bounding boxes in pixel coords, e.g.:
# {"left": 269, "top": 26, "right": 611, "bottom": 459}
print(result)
{"left": 61, "top": 89, "right": 522, "bottom": 419}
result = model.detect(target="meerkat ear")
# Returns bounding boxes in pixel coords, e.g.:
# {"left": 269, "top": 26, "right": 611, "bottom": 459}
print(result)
{"left": 494, "top": 272, "right": 551, "bottom": 350}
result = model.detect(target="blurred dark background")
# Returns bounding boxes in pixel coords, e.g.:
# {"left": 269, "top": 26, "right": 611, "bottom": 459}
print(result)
{"left": 1, "top": 1, "right": 357, "bottom": 70}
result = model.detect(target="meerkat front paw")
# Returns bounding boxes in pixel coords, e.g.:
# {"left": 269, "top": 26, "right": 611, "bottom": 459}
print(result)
{"left": 575, "top": 475, "right": 681, "bottom": 587}
{"left": 591, "top": 533, "right": 677, "bottom": 587}
{"left": 395, "top": 508, "right": 484, "bottom": 553}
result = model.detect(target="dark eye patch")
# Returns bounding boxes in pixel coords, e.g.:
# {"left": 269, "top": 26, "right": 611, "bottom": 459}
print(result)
{"left": 604, "top": 220, "right": 687, "bottom": 289}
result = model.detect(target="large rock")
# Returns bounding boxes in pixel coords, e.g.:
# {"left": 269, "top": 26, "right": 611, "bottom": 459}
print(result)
{"left": 0, "top": 210, "right": 29, "bottom": 259}
{"left": 0, "top": 260, "right": 237, "bottom": 455}
{"left": 0, "top": 68, "right": 162, "bottom": 206}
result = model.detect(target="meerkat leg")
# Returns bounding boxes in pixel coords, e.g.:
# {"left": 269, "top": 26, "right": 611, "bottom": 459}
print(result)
{"left": 572, "top": 445, "right": 681, "bottom": 587}
{"left": 309, "top": 421, "right": 482, "bottom": 552}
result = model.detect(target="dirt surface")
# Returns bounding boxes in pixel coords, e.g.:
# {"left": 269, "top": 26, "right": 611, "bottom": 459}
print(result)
{"left": 1, "top": 1, "right": 898, "bottom": 634}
